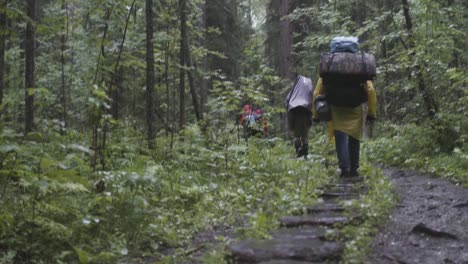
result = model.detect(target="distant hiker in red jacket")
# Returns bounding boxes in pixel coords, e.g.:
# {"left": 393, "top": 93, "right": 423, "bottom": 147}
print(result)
{"left": 239, "top": 104, "right": 268, "bottom": 139}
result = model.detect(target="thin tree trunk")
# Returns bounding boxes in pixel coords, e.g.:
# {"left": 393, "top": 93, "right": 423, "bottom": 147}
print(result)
{"left": 146, "top": 0, "right": 156, "bottom": 149}
{"left": 178, "top": 0, "right": 187, "bottom": 129}
{"left": 93, "top": 5, "right": 114, "bottom": 85}
{"left": 178, "top": 0, "right": 201, "bottom": 121}
{"left": 99, "top": 0, "right": 136, "bottom": 169}
{"left": 25, "top": 0, "right": 37, "bottom": 134}
{"left": 401, "top": 0, "right": 438, "bottom": 118}
{"left": 0, "top": 0, "right": 6, "bottom": 108}
{"left": 91, "top": 4, "right": 113, "bottom": 171}
{"left": 199, "top": 1, "right": 208, "bottom": 115}
{"left": 278, "top": 0, "right": 293, "bottom": 79}
{"left": 109, "top": 0, "right": 136, "bottom": 119}
{"left": 60, "top": 0, "right": 69, "bottom": 134}
{"left": 247, "top": 0, "right": 252, "bottom": 27}
{"left": 67, "top": 5, "right": 74, "bottom": 126}
{"left": 164, "top": 38, "right": 170, "bottom": 136}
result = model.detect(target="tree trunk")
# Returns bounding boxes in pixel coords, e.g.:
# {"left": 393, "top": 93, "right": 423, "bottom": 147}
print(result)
{"left": 401, "top": 0, "right": 438, "bottom": 118}
{"left": 199, "top": 0, "right": 208, "bottom": 115}
{"left": 109, "top": 0, "right": 136, "bottom": 119}
{"left": 25, "top": 0, "right": 37, "bottom": 134}
{"left": 178, "top": 0, "right": 187, "bottom": 129}
{"left": 180, "top": 1, "right": 201, "bottom": 122}
{"left": 267, "top": 0, "right": 294, "bottom": 79}
{"left": 93, "top": 5, "right": 114, "bottom": 85}
{"left": 163, "top": 36, "right": 170, "bottom": 135}
{"left": 146, "top": 0, "right": 156, "bottom": 149}
{"left": 60, "top": 0, "right": 68, "bottom": 134}
{"left": 278, "top": 0, "right": 294, "bottom": 79}
{"left": 0, "top": 0, "right": 6, "bottom": 108}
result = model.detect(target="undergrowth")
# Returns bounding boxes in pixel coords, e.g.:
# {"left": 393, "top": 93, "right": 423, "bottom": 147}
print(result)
{"left": 0, "top": 123, "right": 336, "bottom": 264}
{"left": 364, "top": 122, "right": 468, "bottom": 185}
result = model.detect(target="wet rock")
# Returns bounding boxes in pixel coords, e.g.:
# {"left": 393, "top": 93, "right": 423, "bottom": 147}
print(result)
{"left": 382, "top": 252, "right": 408, "bottom": 264}
{"left": 259, "top": 260, "right": 324, "bottom": 264}
{"left": 453, "top": 201, "right": 468, "bottom": 208}
{"left": 368, "top": 169, "right": 468, "bottom": 264}
{"left": 319, "top": 192, "right": 359, "bottom": 200}
{"left": 456, "top": 252, "right": 468, "bottom": 264}
{"left": 410, "top": 223, "right": 458, "bottom": 240}
{"left": 340, "top": 176, "right": 364, "bottom": 183}
{"left": 270, "top": 227, "right": 329, "bottom": 240}
{"left": 279, "top": 215, "right": 349, "bottom": 227}
{"left": 325, "top": 183, "right": 355, "bottom": 188}
{"left": 306, "top": 203, "right": 345, "bottom": 213}
{"left": 228, "top": 238, "right": 343, "bottom": 263}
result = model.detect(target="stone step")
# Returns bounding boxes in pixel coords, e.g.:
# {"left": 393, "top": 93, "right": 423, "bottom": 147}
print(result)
{"left": 270, "top": 226, "right": 332, "bottom": 240}
{"left": 321, "top": 184, "right": 368, "bottom": 193}
{"left": 279, "top": 215, "right": 349, "bottom": 228}
{"left": 259, "top": 260, "right": 328, "bottom": 264}
{"left": 339, "top": 176, "right": 364, "bottom": 184}
{"left": 319, "top": 192, "right": 360, "bottom": 200}
{"left": 306, "top": 203, "right": 345, "bottom": 213}
{"left": 228, "top": 238, "right": 343, "bottom": 263}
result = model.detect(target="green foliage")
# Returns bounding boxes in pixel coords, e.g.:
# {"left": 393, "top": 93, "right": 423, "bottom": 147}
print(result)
{"left": 365, "top": 122, "right": 468, "bottom": 184}
{"left": 0, "top": 122, "right": 338, "bottom": 263}
{"left": 0, "top": 0, "right": 466, "bottom": 262}
{"left": 340, "top": 167, "right": 396, "bottom": 263}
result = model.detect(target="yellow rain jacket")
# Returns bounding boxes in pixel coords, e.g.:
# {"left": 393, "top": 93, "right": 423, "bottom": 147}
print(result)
{"left": 312, "top": 78, "right": 377, "bottom": 142}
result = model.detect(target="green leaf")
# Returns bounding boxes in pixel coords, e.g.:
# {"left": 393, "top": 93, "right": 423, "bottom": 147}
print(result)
{"left": 68, "top": 144, "right": 94, "bottom": 155}
{"left": 0, "top": 144, "right": 19, "bottom": 154}
{"left": 73, "top": 247, "right": 89, "bottom": 264}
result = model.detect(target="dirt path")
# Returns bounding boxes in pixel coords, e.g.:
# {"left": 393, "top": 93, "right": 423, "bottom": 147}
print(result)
{"left": 367, "top": 169, "right": 468, "bottom": 264}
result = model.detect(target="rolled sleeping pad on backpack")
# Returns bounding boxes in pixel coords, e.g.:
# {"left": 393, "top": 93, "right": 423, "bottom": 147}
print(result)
{"left": 319, "top": 52, "right": 376, "bottom": 81}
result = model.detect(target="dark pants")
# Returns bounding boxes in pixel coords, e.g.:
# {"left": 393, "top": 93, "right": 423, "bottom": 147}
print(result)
{"left": 288, "top": 107, "right": 312, "bottom": 145}
{"left": 334, "top": 130, "right": 360, "bottom": 173}
{"left": 288, "top": 107, "right": 312, "bottom": 157}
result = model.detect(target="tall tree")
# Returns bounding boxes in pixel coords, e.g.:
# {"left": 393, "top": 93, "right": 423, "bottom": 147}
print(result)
{"left": 0, "top": 0, "right": 6, "bottom": 107}
{"left": 401, "top": 0, "right": 438, "bottom": 118}
{"left": 178, "top": 0, "right": 187, "bottom": 128}
{"left": 265, "top": 0, "right": 294, "bottom": 79}
{"left": 146, "top": 0, "right": 156, "bottom": 148}
{"left": 205, "top": 0, "right": 243, "bottom": 80}
{"left": 60, "top": 0, "right": 69, "bottom": 133}
{"left": 181, "top": 1, "right": 201, "bottom": 122}
{"left": 25, "top": 0, "right": 37, "bottom": 133}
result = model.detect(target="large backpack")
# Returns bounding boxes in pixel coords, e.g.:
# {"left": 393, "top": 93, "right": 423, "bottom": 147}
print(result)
{"left": 285, "top": 75, "right": 314, "bottom": 112}
{"left": 319, "top": 52, "right": 376, "bottom": 107}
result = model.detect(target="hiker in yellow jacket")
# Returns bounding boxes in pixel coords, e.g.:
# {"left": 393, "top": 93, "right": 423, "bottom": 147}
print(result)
{"left": 313, "top": 78, "right": 376, "bottom": 176}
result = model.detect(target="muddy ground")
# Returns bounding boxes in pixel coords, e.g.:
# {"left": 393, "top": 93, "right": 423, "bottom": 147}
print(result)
{"left": 367, "top": 169, "right": 468, "bottom": 264}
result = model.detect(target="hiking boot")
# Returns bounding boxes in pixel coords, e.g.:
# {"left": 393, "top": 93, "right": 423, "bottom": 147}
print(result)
{"left": 294, "top": 138, "right": 302, "bottom": 154}
{"left": 303, "top": 144, "right": 309, "bottom": 156}
{"left": 297, "top": 147, "right": 306, "bottom": 158}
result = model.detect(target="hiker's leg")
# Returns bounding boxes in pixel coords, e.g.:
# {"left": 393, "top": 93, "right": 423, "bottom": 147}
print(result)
{"left": 349, "top": 136, "right": 360, "bottom": 176}
{"left": 334, "top": 130, "right": 350, "bottom": 175}
{"left": 295, "top": 110, "right": 312, "bottom": 157}
{"left": 288, "top": 110, "right": 302, "bottom": 154}
{"left": 300, "top": 111, "right": 312, "bottom": 157}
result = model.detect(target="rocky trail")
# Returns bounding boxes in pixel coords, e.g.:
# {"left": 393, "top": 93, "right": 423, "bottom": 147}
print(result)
{"left": 226, "top": 169, "right": 468, "bottom": 264}
{"left": 227, "top": 176, "right": 367, "bottom": 263}
{"left": 137, "top": 169, "right": 467, "bottom": 264}
{"left": 367, "top": 169, "right": 468, "bottom": 264}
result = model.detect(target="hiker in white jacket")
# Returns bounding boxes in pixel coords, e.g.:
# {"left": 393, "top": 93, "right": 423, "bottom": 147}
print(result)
{"left": 285, "top": 75, "right": 314, "bottom": 158}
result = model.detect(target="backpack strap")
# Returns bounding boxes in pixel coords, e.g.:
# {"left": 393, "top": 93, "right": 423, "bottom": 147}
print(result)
{"left": 326, "top": 53, "right": 336, "bottom": 73}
